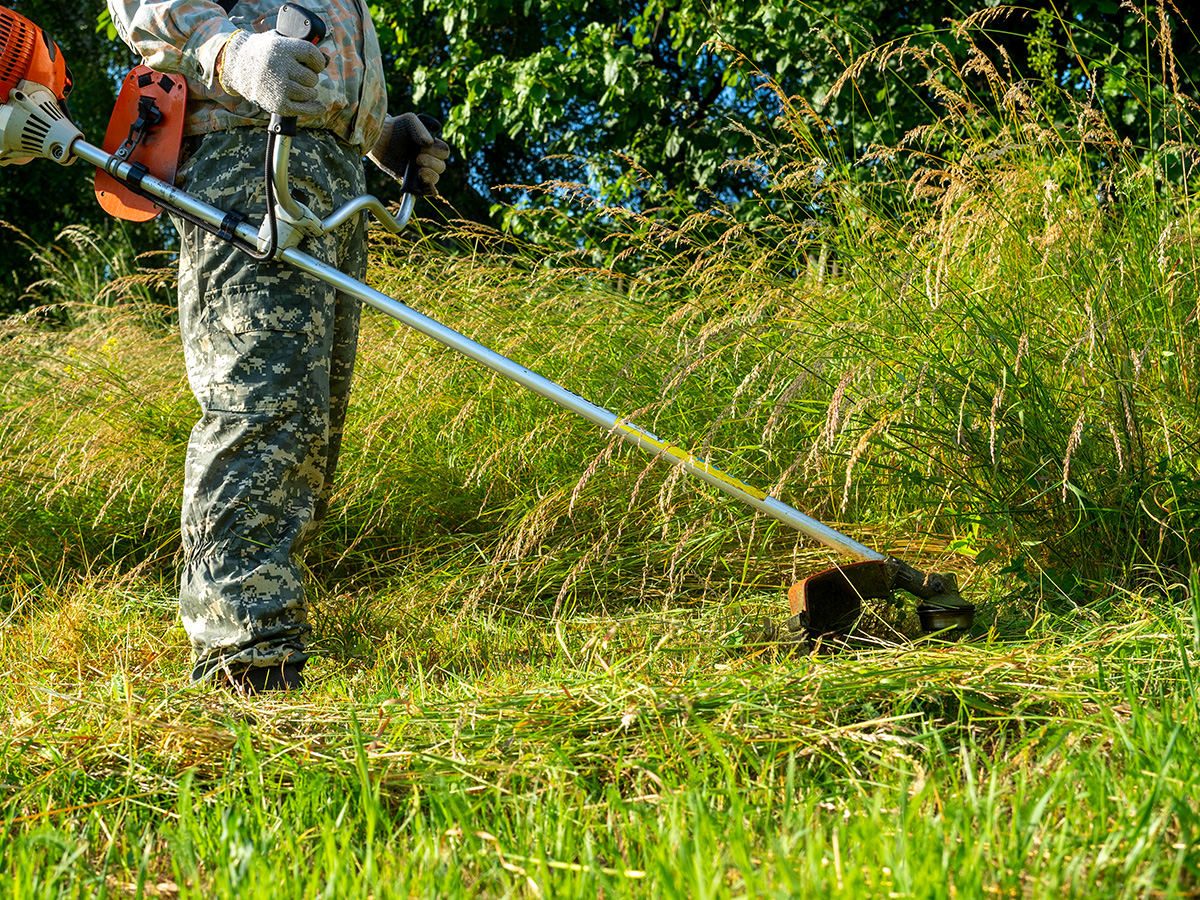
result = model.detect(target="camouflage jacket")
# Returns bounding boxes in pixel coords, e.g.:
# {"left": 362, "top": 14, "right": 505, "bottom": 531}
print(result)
{"left": 108, "top": 0, "right": 387, "bottom": 153}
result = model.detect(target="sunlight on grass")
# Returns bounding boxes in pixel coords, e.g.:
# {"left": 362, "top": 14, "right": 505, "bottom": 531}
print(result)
{"left": 1, "top": 3, "right": 1198, "bottom": 895}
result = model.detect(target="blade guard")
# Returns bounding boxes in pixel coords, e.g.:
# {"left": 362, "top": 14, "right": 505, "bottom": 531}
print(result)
{"left": 787, "top": 558, "right": 976, "bottom": 642}
{"left": 94, "top": 65, "right": 186, "bottom": 222}
{"left": 788, "top": 560, "right": 891, "bottom": 639}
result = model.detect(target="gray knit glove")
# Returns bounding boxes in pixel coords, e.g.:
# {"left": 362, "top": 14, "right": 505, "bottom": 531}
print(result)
{"left": 368, "top": 113, "right": 451, "bottom": 196}
{"left": 217, "top": 29, "right": 326, "bottom": 118}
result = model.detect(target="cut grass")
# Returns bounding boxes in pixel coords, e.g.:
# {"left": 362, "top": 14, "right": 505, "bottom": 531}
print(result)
{"left": 1, "top": 582, "right": 1198, "bottom": 897}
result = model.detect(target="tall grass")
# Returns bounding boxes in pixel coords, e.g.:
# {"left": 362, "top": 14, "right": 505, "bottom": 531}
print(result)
{"left": 0, "top": 3, "right": 1198, "bottom": 895}
{"left": 0, "top": 7, "right": 1195, "bottom": 622}
{"left": 500, "top": 0, "right": 1200, "bottom": 605}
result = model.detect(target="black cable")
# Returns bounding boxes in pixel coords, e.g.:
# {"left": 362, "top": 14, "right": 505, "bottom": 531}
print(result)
{"left": 243, "top": 130, "right": 279, "bottom": 262}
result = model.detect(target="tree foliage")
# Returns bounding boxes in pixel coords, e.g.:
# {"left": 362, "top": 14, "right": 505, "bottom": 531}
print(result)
{"left": 372, "top": 0, "right": 1199, "bottom": 230}
{"left": 3, "top": 1, "right": 1198, "bottom": 308}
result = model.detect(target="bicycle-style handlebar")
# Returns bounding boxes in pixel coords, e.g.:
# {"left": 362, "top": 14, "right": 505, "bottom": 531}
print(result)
{"left": 263, "top": 2, "right": 413, "bottom": 254}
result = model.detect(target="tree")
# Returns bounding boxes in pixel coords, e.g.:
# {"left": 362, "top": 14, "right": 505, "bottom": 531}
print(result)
{"left": 373, "top": 0, "right": 845, "bottom": 221}
{"left": 8, "top": 1, "right": 1196, "bottom": 309}
{"left": 371, "top": 0, "right": 1199, "bottom": 234}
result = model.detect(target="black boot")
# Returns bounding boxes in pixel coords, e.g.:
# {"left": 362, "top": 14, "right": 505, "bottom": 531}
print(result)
{"left": 225, "top": 661, "right": 306, "bottom": 695}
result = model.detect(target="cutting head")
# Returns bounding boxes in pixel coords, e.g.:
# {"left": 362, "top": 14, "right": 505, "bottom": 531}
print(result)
{"left": 788, "top": 557, "right": 976, "bottom": 642}
{"left": 0, "top": 7, "right": 78, "bottom": 166}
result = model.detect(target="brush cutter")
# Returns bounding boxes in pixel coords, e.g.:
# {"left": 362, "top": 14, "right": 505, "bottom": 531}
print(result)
{"left": 0, "top": 4, "right": 975, "bottom": 642}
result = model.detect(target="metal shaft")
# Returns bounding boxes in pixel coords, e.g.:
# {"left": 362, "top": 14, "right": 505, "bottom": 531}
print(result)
{"left": 76, "top": 137, "right": 883, "bottom": 564}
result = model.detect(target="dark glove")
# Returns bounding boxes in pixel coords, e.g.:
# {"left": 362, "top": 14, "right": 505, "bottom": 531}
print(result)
{"left": 217, "top": 29, "right": 326, "bottom": 118}
{"left": 368, "top": 113, "right": 450, "bottom": 196}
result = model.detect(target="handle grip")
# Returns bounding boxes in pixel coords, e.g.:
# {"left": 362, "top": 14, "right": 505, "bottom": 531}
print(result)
{"left": 268, "top": 3, "right": 328, "bottom": 136}
{"left": 400, "top": 114, "right": 444, "bottom": 195}
{"left": 276, "top": 3, "right": 327, "bottom": 42}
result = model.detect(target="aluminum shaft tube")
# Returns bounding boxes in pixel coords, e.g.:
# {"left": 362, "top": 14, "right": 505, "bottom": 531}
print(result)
{"left": 76, "top": 137, "right": 884, "bottom": 564}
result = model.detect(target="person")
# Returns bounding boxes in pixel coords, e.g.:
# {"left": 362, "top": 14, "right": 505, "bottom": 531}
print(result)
{"left": 108, "top": 0, "right": 449, "bottom": 692}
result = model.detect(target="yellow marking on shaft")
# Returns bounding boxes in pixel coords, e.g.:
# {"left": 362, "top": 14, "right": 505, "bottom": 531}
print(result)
{"left": 614, "top": 419, "right": 770, "bottom": 502}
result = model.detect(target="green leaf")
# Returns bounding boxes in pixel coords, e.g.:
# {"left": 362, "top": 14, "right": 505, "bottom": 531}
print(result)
{"left": 604, "top": 57, "right": 621, "bottom": 86}
{"left": 95, "top": 8, "right": 118, "bottom": 41}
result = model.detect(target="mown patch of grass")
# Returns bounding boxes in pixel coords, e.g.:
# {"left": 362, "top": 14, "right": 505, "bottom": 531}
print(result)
{"left": 1, "top": 583, "right": 1198, "bottom": 897}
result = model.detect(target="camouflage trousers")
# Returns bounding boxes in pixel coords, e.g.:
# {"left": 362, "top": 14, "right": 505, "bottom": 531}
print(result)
{"left": 171, "top": 128, "right": 367, "bottom": 683}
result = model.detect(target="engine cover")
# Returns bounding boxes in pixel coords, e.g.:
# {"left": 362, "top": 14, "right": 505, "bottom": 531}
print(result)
{"left": 0, "top": 81, "right": 80, "bottom": 165}
{"left": 0, "top": 7, "right": 76, "bottom": 166}
{"left": 0, "top": 7, "right": 72, "bottom": 103}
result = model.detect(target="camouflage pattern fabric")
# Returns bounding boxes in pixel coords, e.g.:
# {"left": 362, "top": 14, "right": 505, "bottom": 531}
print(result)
{"left": 107, "top": 0, "right": 387, "bottom": 153}
{"left": 172, "top": 128, "right": 367, "bottom": 682}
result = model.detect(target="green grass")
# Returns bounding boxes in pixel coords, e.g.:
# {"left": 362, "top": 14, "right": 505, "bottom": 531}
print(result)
{"left": 2, "top": 589, "right": 1199, "bottom": 897}
{"left": 2, "top": 3, "right": 1199, "bottom": 895}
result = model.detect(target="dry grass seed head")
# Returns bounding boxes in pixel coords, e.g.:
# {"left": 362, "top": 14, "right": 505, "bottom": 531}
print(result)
{"left": 843, "top": 416, "right": 892, "bottom": 513}
{"left": 1062, "top": 411, "right": 1087, "bottom": 502}
{"left": 820, "top": 367, "right": 859, "bottom": 451}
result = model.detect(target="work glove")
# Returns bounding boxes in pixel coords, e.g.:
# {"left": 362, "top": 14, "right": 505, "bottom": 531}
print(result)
{"left": 368, "top": 113, "right": 450, "bottom": 196}
{"left": 217, "top": 29, "right": 326, "bottom": 118}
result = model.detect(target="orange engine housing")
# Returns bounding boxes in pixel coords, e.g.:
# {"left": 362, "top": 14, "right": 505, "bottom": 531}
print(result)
{"left": 0, "top": 6, "right": 72, "bottom": 103}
